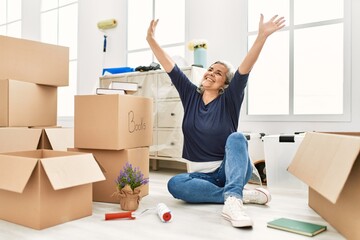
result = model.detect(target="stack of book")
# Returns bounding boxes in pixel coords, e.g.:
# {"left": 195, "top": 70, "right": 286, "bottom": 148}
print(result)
{"left": 96, "top": 81, "right": 138, "bottom": 95}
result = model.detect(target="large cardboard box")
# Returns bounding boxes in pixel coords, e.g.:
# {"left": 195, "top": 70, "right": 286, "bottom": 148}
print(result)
{"left": 0, "top": 128, "right": 42, "bottom": 153}
{"left": 0, "top": 79, "right": 57, "bottom": 127}
{"left": 69, "top": 147, "right": 149, "bottom": 203}
{"left": 0, "top": 149, "right": 105, "bottom": 230}
{"left": 288, "top": 132, "right": 360, "bottom": 240}
{"left": 74, "top": 94, "right": 153, "bottom": 150}
{"left": 0, "top": 127, "right": 74, "bottom": 153}
{"left": 0, "top": 35, "right": 69, "bottom": 86}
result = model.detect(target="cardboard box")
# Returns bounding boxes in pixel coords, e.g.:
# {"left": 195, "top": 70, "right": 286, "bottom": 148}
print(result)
{"left": 0, "top": 128, "right": 42, "bottom": 153}
{"left": 0, "top": 79, "right": 57, "bottom": 127}
{"left": 288, "top": 132, "right": 360, "bottom": 240}
{"left": 36, "top": 127, "right": 74, "bottom": 151}
{"left": 0, "top": 127, "right": 74, "bottom": 153}
{"left": 68, "top": 147, "right": 149, "bottom": 203}
{"left": 0, "top": 149, "right": 105, "bottom": 230}
{"left": 0, "top": 35, "right": 69, "bottom": 86}
{"left": 263, "top": 133, "right": 307, "bottom": 192}
{"left": 74, "top": 94, "right": 153, "bottom": 150}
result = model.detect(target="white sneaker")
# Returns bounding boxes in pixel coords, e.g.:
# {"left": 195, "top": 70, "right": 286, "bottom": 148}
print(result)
{"left": 243, "top": 187, "right": 271, "bottom": 205}
{"left": 222, "top": 196, "right": 253, "bottom": 227}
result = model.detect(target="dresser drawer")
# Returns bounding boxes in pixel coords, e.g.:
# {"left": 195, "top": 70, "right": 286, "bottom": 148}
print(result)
{"left": 157, "top": 129, "right": 183, "bottom": 158}
{"left": 157, "top": 73, "right": 178, "bottom": 99}
{"left": 157, "top": 101, "right": 183, "bottom": 128}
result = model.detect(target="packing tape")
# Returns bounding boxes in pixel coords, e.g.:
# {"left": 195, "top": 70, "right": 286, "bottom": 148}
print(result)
{"left": 97, "top": 19, "right": 117, "bottom": 30}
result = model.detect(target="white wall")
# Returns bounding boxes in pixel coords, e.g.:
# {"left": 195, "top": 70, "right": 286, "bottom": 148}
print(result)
{"left": 76, "top": 0, "right": 360, "bottom": 134}
{"left": 77, "top": 0, "right": 127, "bottom": 95}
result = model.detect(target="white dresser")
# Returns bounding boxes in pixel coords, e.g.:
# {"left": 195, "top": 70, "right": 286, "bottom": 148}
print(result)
{"left": 99, "top": 66, "right": 206, "bottom": 170}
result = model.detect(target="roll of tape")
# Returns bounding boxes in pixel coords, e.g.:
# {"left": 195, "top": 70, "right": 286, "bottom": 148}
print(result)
{"left": 97, "top": 19, "right": 117, "bottom": 30}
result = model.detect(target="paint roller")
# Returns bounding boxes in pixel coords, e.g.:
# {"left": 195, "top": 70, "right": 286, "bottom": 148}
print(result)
{"left": 105, "top": 203, "right": 172, "bottom": 223}
{"left": 97, "top": 19, "right": 117, "bottom": 30}
{"left": 97, "top": 19, "right": 117, "bottom": 52}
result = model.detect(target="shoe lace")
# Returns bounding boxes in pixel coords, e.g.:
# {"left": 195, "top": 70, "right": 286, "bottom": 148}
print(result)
{"left": 243, "top": 189, "right": 264, "bottom": 203}
{"left": 228, "top": 197, "right": 247, "bottom": 217}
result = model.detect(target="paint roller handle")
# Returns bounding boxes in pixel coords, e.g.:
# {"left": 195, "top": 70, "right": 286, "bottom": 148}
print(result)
{"left": 105, "top": 211, "right": 135, "bottom": 220}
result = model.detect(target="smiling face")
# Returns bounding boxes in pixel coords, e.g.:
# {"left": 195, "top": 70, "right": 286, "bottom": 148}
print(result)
{"left": 201, "top": 63, "right": 228, "bottom": 93}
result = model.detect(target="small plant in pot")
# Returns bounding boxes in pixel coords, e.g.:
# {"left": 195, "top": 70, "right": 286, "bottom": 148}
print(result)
{"left": 114, "top": 162, "right": 149, "bottom": 211}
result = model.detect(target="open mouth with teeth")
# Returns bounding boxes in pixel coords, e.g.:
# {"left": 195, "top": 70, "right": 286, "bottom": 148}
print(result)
{"left": 204, "top": 77, "right": 215, "bottom": 83}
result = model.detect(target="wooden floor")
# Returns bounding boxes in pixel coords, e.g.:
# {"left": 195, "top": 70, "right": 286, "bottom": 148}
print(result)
{"left": 0, "top": 169, "right": 345, "bottom": 240}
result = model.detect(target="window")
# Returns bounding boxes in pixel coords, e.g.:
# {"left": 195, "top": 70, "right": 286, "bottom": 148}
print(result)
{"left": 244, "top": 0, "right": 350, "bottom": 121}
{"left": 41, "top": 0, "right": 78, "bottom": 117}
{"left": 0, "top": 0, "right": 22, "bottom": 37}
{"left": 127, "top": 0, "right": 185, "bottom": 68}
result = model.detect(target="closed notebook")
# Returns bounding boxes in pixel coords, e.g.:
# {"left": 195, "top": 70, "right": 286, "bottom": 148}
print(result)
{"left": 267, "top": 218, "right": 327, "bottom": 237}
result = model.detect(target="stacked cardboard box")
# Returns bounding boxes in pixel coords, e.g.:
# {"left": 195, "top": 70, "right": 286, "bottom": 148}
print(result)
{"left": 0, "top": 36, "right": 105, "bottom": 230}
{"left": 72, "top": 94, "right": 153, "bottom": 203}
{"left": 0, "top": 35, "right": 69, "bottom": 127}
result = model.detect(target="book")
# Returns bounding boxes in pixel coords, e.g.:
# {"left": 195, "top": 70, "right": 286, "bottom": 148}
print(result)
{"left": 96, "top": 88, "right": 126, "bottom": 95}
{"left": 267, "top": 218, "right": 327, "bottom": 237}
{"left": 111, "top": 81, "right": 138, "bottom": 91}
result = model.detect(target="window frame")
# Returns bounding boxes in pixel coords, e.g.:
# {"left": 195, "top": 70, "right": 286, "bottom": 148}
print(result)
{"left": 40, "top": 0, "right": 78, "bottom": 118}
{"left": 125, "top": 0, "right": 186, "bottom": 67}
{"left": 241, "top": 0, "right": 351, "bottom": 122}
{"left": 0, "top": 0, "right": 22, "bottom": 37}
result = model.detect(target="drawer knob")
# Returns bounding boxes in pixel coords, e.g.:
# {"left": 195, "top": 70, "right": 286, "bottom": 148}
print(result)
{"left": 170, "top": 113, "right": 175, "bottom": 116}
{"left": 170, "top": 142, "right": 175, "bottom": 146}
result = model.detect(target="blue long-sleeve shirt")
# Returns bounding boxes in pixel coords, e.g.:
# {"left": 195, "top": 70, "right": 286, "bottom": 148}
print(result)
{"left": 168, "top": 65, "right": 249, "bottom": 162}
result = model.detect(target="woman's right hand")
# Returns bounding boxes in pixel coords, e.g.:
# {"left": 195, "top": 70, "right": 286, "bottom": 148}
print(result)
{"left": 146, "top": 19, "right": 159, "bottom": 42}
{"left": 146, "top": 19, "right": 175, "bottom": 72}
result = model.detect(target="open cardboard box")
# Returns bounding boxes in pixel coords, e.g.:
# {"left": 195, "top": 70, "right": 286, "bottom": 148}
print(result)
{"left": 68, "top": 147, "right": 149, "bottom": 203}
{"left": 0, "top": 149, "right": 105, "bottom": 230}
{"left": 0, "top": 127, "right": 74, "bottom": 153}
{"left": 288, "top": 132, "right": 360, "bottom": 240}
{"left": 74, "top": 94, "right": 153, "bottom": 150}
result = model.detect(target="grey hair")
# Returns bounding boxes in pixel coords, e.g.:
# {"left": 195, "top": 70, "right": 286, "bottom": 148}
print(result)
{"left": 197, "top": 60, "right": 235, "bottom": 95}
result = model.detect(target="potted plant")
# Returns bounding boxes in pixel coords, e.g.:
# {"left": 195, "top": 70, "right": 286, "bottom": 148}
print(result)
{"left": 114, "top": 162, "right": 149, "bottom": 211}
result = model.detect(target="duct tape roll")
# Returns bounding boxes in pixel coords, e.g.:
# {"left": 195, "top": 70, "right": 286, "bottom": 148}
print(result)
{"left": 97, "top": 19, "right": 117, "bottom": 30}
{"left": 156, "top": 203, "right": 172, "bottom": 223}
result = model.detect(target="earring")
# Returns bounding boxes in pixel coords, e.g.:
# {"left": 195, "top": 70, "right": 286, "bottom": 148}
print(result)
{"left": 219, "top": 87, "right": 225, "bottom": 94}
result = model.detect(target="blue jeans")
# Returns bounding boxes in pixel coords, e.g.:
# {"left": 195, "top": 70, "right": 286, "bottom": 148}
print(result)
{"left": 167, "top": 132, "right": 253, "bottom": 203}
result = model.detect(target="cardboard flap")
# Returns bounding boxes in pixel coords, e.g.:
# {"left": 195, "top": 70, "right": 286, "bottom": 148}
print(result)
{"left": 288, "top": 132, "right": 360, "bottom": 203}
{"left": 40, "top": 153, "right": 105, "bottom": 190}
{"left": 44, "top": 128, "right": 74, "bottom": 151}
{"left": 0, "top": 128, "right": 42, "bottom": 153}
{"left": 0, "top": 155, "right": 38, "bottom": 193}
